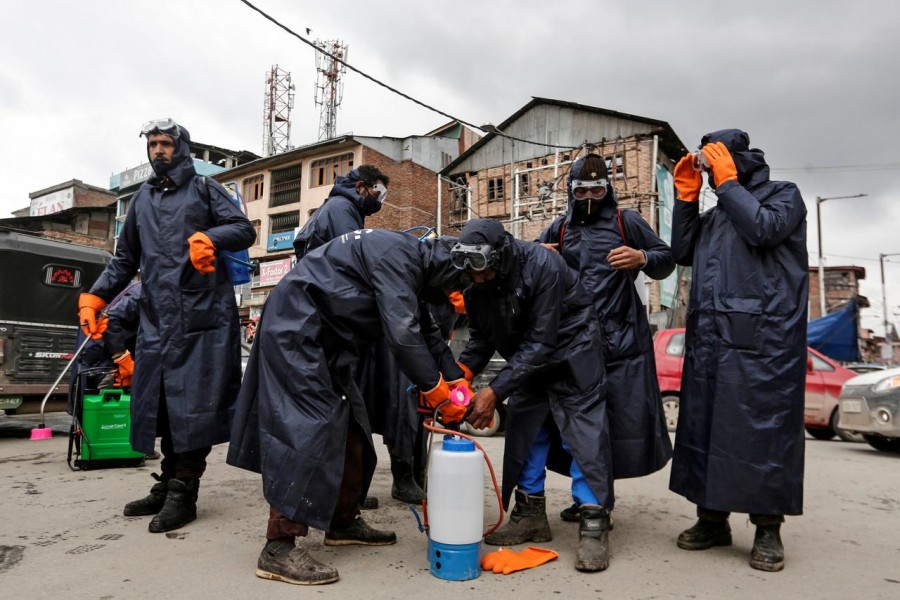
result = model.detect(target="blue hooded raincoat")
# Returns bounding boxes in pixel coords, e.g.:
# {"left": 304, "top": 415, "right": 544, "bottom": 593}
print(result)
{"left": 540, "top": 156, "right": 675, "bottom": 478}
{"left": 668, "top": 129, "right": 808, "bottom": 515}
{"left": 88, "top": 125, "right": 256, "bottom": 454}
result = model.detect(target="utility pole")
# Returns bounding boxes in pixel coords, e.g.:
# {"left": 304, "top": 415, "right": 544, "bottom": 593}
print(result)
{"left": 816, "top": 194, "right": 866, "bottom": 316}
{"left": 880, "top": 252, "right": 900, "bottom": 362}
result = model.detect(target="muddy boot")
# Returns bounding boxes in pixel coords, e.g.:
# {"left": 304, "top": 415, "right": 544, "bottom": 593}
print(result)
{"left": 575, "top": 505, "right": 610, "bottom": 572}
{"left": 677, "top": 509, "right": 732, "bottom": 550}
{"left": 324, "top": 515, "right": 396, "bottom": 546}
{"left": 484, "top": 489, "right": 552, "bottom": 546}
{"left": 749, "top": 519, "right": 785, "bottom": 572}
{"left": 148, "top": 478, "right": 199, "bottom": 533}
{"left": 390, "top": 456, "right": 425, "bottom": 504}
{"left": 256, "top": 541, "right": 339, "bottom": 585}
{"left": 123, "top": 474, "right": 169, "bottom": 517}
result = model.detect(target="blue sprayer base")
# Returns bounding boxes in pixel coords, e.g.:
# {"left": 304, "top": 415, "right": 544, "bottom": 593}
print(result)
{"left": 428, "top": 538, "right": 481, "bottom": 581}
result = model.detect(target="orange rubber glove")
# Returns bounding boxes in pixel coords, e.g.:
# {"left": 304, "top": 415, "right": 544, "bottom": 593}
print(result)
{"left": 701, "top": 141, "right": 738, "bottom": 187}
{"left": 447, "top": 290, "right": 467, "bottom": 315}
{"left": 188, "top": 232, "right": 216, "bottom": 274}
{"left": 78, "top": 293, "right": 108, "bottom": 340}
{"left": 481, "top": 546, "right": 559, "bottom": 574}
{"left": 673, "top": 154, "right": 702, "bottom": 202}
{"left": 457, "top": 361, "right": 474, "bottom": 382}
{"left": 422, "top": 375, "right": 451, "bottom": 409}
{"left": 113, "top": 351, "right": 135, "bottom": 388}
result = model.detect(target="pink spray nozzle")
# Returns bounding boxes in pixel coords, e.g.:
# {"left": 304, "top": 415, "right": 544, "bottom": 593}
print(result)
{"left": 450, "top": 384, "right": 473, "bottom": 407}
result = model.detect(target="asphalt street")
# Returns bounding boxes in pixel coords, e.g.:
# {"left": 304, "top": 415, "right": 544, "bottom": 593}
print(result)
{"left": 1, "top": 411, "right": 898, "bottom": 599}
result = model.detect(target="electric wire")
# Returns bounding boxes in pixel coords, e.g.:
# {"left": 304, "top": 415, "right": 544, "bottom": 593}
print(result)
{"left": 237, "top": 0, "right": 577, "bottom": 150}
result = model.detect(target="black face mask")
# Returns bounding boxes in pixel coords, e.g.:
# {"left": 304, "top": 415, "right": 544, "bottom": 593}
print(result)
{"left": 573, "top": 196, "right": 613, "bottom": 224}
{"left": 151, "top": 158, "right": 173, "bottom": 176}
{"left": 360, "top": 192, "right": 383, "bottom": 216}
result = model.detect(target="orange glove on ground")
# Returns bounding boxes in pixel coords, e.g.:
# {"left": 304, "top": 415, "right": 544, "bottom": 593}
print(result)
{"left": 188, "top": 232, "right": 216, "bottom": 274}
{"left": 114, "top": 351, "right": 135, "bottom": 388}
{"left": 447, "top": 290, "right": 467, "bottom": 315}
{"left": 457, "top": 361, "right": 474, "bottom": 382}
{"left": 481, "top": 546, "right": 559, "bottom": 574}
{"left": 701, "top": 141, "right": 738, "bottom": 187}
{"left": 78, "top": 293, "right": 108, "bottom": 340}
{"left": 673, "top": 154, "right": 702, "bottom": 202}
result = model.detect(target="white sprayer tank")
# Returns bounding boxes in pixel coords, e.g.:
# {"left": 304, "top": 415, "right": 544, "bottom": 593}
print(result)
{"left": 427, "top": 435, "right": 484, "bottom": 580}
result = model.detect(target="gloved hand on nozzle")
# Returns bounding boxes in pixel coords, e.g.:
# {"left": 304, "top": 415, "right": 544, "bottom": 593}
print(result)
{"left": 421, "top": 375, "right": 467, "bottom": 426}
{"left": 78, "top": 293, "right": 108, "bottom": 340}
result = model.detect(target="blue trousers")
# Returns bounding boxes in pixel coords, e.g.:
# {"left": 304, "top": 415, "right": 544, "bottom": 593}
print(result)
{"left": 518, "top": 426, "right": 601, "bottom": 506}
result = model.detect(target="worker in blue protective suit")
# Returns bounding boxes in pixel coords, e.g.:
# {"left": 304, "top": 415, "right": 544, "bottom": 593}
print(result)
{"left": 539, "top": 153, "right": 675, "bottom": 523}
{"left": 78, "top": 119, "right": 255, "bottom": 534}
{"left": 227, "top": 229, "right": 469, "bottom": 586}
{"left": 454, "top": 219, "right": 614, "bottom": 572}
{"left": 669, "top": 129, "right": 808, "bottom": 573}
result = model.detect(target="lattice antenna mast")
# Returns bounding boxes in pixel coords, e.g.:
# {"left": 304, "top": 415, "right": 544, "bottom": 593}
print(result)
{"left": 262, "top": 65, "right": 295, "bottom": 157}
{"left": 314, "top": 40, "right": 348, "bottom": 141}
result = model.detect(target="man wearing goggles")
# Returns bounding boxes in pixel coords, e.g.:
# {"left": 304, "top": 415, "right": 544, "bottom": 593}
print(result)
{"left": 79, "top": 118, "right": 255, "bottom": 535}
{"left": 451, "top": 218, "right": 614, "bottom": 574}
{"left": 535, "top": 153, "right": 675, "bottom": 570}
{"left": 670, "top": 129, "right": 807, "bottom": 573}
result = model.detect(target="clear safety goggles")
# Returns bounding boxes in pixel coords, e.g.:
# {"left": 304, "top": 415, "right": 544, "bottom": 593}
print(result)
{"left": 450, "top": 243, "right": 497, "bottom": 272}
{"left": 571, "top": 179, "right": 608, "bottom": 200}
{"left": 140, "top": 118, "right": 180, "bottom": 139}
{"left": 691, "top": 151, "right": 710, "bottom": 172}
{"left": 366, "top": 182, "right": 388, "bottom": 204}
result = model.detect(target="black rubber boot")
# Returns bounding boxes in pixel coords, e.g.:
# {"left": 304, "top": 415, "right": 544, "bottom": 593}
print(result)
{"left": 677, "top": 510, "right": 732, "bottom": 550}
{"left": 324, "top": 516, "right": 396, "bottom": 546}
{"left": 484, "top": 489, "right": 552, "bottom": 546}
{"left": 123, "top": 474, "right": 169, "bottom": 517}
{"left": 256, "top": 541, "right": 339, "bottom": 585}
{"left": 560, "top": 502, "right": 580, "bottom": 522}
{"left": 750, "top": 521, "right": 785, "bottom": 572}
{"left": 575, "top": 504, "right": 610, "bottom": 572}
{"left": 390, "top": 456, "right": 425, "bottom": 504}
{"left": 148, "top": 478, "right": 199, "bottom": 533}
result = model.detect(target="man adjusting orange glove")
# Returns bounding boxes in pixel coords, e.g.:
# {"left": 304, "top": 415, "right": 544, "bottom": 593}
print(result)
{"left": 481, "top": 546, "right": 559, "bottom": 574}
{"left": 78, "top": 293, "right": 108, "bottom": 340}
{"left": 188, "top": 232, "right": 216, "bottom": 274}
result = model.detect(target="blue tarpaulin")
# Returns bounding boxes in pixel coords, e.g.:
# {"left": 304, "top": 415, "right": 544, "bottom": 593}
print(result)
{"left": 808, "top": 299, "right": 860, "bottom": 361}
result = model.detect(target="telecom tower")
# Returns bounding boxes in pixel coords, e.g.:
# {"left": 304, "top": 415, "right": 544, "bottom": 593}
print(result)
{"left": 262, "top": 65, "right": 295, "bottom": 157}
{"left": 314, "top": 40, "right": 348, "bottom": 141}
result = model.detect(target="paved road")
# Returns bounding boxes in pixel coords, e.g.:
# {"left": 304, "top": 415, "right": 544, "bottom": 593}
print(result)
{"left": 1, "top": 412, "right": 898, "bottom": 599}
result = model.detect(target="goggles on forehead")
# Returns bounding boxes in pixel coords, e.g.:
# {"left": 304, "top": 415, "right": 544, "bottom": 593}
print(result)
{"left": 571, "top": 179, "right": 608, "bottom": 200}
{"left": 140, "top": 118, "right": 180, "bottom": 139}
{"left": 450, "top": 242, "right": 498, "bottom": 272}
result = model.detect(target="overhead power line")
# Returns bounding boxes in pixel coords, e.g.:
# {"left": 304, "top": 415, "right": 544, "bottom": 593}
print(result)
{"left": 238, "top": 0, "right": 577, "bottom": 150}
{"left": 772, "top": 162, "right": 900, "bottom": 173}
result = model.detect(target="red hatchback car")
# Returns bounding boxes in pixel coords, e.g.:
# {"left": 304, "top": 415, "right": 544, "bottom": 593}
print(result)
{"left": 653, "top": 328, "right": 859, "bottom": 441}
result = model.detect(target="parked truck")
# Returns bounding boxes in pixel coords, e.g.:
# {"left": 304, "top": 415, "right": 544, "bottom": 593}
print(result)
{"left": 0, "top": 231, "right": 110, "bottom": 414}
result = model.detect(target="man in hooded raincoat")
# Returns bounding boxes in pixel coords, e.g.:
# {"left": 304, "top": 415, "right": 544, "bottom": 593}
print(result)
{"left": 539, "top": 153, "right": 675, "bottom": 521}
{"left": 293, "top": 166, "right": 424, "bottom": 504}
{"left": 669, "top": 129, "right": 808, "bottom": 573}
{"left": 454, "top": 219, "right": 613, "bottom": 572}
{"left": 78, "top": 119, "right": 255, "bottom": 534}
{"left": 227, "top": 229, "right": 468, "bottom": 586}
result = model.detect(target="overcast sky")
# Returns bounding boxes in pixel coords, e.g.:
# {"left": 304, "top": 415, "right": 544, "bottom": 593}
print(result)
{"left": 2, "top": 0, "right": 899, "bottom": 334}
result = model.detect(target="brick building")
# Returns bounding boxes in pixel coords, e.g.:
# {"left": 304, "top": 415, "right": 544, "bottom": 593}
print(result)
{"left": 439, "top": 97, "right": 688, "bottom": 317}
{"left": 211, "top": 126, "right": 479, "bottom": 318}
{"left": 808, "top": 265, "right": 868, "bottom": 320}
{"left": 0, "top": 180, "right": 118, "bottom": 251}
